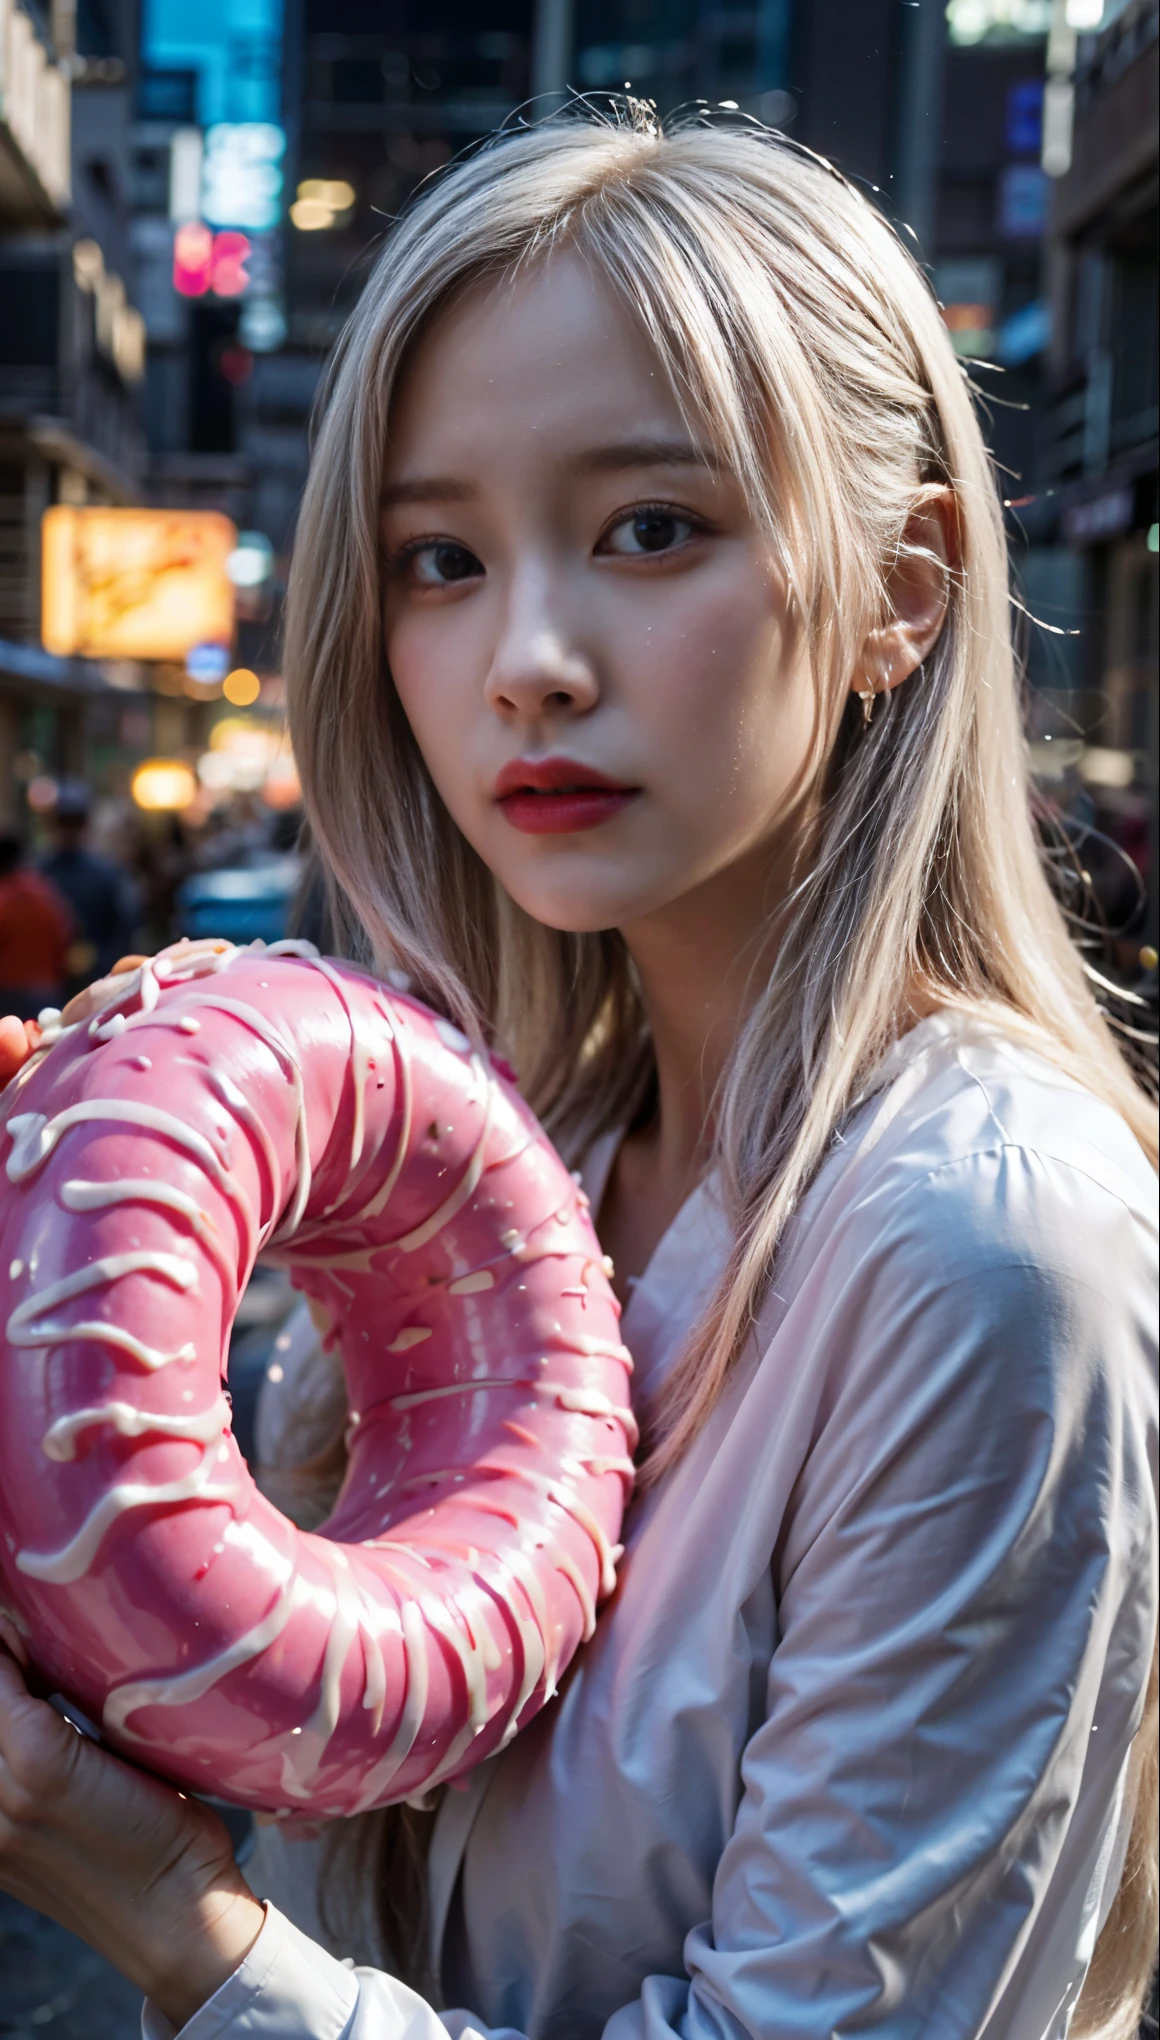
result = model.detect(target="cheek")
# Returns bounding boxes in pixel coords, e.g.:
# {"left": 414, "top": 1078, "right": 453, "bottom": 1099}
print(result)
{"left": 630, "top": 575, "right": 806, "bottom": 801}
{"left": 385, "top": 607, "right": 483, "bottom": 796}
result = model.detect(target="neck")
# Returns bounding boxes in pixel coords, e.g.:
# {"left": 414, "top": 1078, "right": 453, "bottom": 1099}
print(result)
{"left": 619, "top": 837, "right": 787, "bottom": 1186}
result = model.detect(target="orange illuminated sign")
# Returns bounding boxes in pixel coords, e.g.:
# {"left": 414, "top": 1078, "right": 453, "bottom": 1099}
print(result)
{"left": 41, "top": 507, "right": 236, "bottom": 660}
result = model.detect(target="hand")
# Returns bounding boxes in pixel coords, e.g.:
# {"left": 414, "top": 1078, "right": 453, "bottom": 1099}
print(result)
{"left": 0, "top": 955, "right": 150, "bottom": 1089}
{"left": 0, "top": 1647, "right": 265, "bottom": 2031}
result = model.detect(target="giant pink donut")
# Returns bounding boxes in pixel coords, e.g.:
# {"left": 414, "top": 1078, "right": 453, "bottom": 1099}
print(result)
{"left": 0, "top": 940, "right": 634, "bottom": 1816}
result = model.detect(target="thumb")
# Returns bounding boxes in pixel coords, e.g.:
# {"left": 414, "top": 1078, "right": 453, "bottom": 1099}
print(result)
{"left": 0, "top": 1015, "right": 37, "bottom": 1086}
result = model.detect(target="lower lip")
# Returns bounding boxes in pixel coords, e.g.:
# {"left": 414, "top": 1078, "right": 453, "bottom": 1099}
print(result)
{"left": 498, "top": 788, "right": 638, "bottom": 835}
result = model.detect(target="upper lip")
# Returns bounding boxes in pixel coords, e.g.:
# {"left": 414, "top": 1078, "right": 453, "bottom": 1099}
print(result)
{"left": 493, "top": 757, "right": 637, "bottom": 799}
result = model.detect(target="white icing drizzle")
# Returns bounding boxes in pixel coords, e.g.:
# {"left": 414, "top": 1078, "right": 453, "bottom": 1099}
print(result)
{"left": 551, "top": 1545, "right": 597, "bottom": 1641}
{"left": 7, "top": 1251, "right": 199, "bottom": 1372}
{"left": 348, "top": 1596, "right": 429, "bottom": 1814}
{"left": 499, "top": 1542, "right": 557, "bottom": 1699}
{"left": 137, "top": 991, "right": 310, "bottom": 1248}
{"left": 485, "top": 1552, "right": 547, "bottom": 1739}
{"left": 300, "top": 1010, "right": 412, "bottom": 1236}
{"left": 88, "top": 957, "right": 159, "bottom": 1043}
{"left": 398, "top": 1460, "right": 620, "bottom": 1598}
{"left": 564, "top": 1332, "right": 634, "bottom": 1371}
{"left": 59, "top": 1178, "right": 235, "bottom": 1296}
{"left": 392, "top": 1077, "right": 494, "bottom": 1255}
{"left": 279, "top": 1548, "right": 364, "bottom": 1797}
{"left": 206, "top": 1070, "right": 280, "bottom": 1245}
{"left": 577, "top": 1455, "right": 636, "bottom": 1483}
{"left": 42, "top": 1394, "right": 230, "bottom": 1462}
{"left": 16, "top": 1435, "right": 237, "bottom": 1583}
{"left": 541, "top": 1381, "right": 639, "bottom": 1450}
{"left": 361, "top": 1588, "right": 388, "bottom": 1737}
{"left": 104, "top": 1565, "right": 299, "bottom": 1740}
{"left": 388, "top": 1376, "right": 530, "bottom": 1412}
{"left": 280, "top": 952, "right": 372, "bottom": 1179}
{"left": 6, "top": 1101, "right": 233, "bottom": 1195}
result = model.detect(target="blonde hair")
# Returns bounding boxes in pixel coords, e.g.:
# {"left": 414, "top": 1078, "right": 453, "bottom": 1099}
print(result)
{"left": 284, "top": 108, "right": 1157, "bottom": 2031}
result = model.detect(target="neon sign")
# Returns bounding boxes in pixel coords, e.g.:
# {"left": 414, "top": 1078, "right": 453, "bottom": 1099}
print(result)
{"left": 173, "top": 224, "right": 252, "bottom": 299}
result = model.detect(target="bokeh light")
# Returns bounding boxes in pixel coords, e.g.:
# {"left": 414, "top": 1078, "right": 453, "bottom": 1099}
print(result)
{"left": 26, "top": 775, "right": 60, "bottom": 813}
{"left": 131, "top": 758, "right": 199, "bottom": 811}
{"left": 223, "top": 667, "right": 261, "bottom": 706}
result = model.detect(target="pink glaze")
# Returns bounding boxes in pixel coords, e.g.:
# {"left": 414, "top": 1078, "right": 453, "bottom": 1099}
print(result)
{"left": 0, "top": 940, "right": 633, "bottom": 1816}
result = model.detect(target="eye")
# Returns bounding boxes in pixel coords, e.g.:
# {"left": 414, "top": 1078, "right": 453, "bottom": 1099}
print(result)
{"left": 599, "top": 507, "right": 699, "bottom": 558}
{"left": 403, "top": 541, "right": 483, "bottom": 587}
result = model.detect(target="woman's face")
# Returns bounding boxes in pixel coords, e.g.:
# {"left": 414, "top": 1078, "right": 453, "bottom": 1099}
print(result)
{"left": 381, "top": 251, "right": 823, "bottom": 936}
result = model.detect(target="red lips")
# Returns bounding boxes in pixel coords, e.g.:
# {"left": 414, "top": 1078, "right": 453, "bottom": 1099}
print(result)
{"left": 494, "top": 757, "right": 639, "bottom": 836}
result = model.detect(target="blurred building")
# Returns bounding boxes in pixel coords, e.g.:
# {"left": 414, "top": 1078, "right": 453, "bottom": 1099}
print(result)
{"left": 1045, "top": 0, "right": 1157, "bottom": 951}
{"left": 2, "top": 0, "right": 1151, "bottom": 954}
{"left": 0, "top": 0, "right": 155, "bottom": 828}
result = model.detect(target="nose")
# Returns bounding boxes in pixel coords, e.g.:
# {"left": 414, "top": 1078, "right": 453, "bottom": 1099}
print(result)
{"left": 483, "top": 563, "right": 599, "bottom": 722}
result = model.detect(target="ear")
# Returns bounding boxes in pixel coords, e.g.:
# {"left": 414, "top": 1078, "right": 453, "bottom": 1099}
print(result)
{"left": 851, "top": 487, "right": 958, "bottom": 713}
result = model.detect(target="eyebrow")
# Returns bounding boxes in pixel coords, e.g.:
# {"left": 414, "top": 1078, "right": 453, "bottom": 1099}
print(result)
{"left": 380, "top": 438, "right": 715, "bottom": 509}
{"left": 574, "top": 437, "right": 715, "bottom": 476}
{"left": 380, "top": 475, "right": 474, "bottom": 508}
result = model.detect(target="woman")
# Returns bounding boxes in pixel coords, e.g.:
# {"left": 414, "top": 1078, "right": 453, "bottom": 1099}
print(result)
{"left": 0, "top": 109, "right": 1155, "bottom": 2038}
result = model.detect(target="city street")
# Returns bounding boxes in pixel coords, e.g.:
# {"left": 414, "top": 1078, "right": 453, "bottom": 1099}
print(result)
{"left": 0, "top": 0, "right": 1156, "bottom": 2030}
{"left": 0, "top": 1893, "right": 142, "bottom": 2039}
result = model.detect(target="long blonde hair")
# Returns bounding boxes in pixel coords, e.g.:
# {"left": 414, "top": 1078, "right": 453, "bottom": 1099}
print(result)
{"left": 283, "top": 107, "right": 1157, "bottom": 2031}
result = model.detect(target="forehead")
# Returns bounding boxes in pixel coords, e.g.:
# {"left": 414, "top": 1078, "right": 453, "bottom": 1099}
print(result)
{"left": 384, "top": 249, "right": 695, "bottom": 477}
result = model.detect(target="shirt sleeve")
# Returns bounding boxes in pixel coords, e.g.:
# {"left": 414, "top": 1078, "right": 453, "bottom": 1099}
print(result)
{"left": 146, "top": 1143, "right": 1157, "bottom": 2040}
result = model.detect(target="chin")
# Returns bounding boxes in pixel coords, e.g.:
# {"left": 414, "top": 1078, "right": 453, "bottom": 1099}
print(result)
{"left": 510, "top": 894, "right": 630, "bottom": 936}
{"left": 502, "top": 868, "right": 676, "bottom": 936}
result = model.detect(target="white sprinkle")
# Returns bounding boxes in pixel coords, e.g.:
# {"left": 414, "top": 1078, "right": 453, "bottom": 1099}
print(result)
{"left": 433, "top": 1017, "right": 471, "bottom": 1054}
{"left": 177, "top": 1016, "right": 201, "bottom": 1035}
{"left": 267, "top": 1362, "right": 284, "bottom": 1383}
{"left": 386, "top": 1326, "right": 433, "bottom": 1353}
{"left": 8, "top": 1259, "right": 22, "bottom": 1281}
{"left": 134, "top": 1055, "right": 152, "bottom": 1072}
{"left": 448, "top": 1270, "right": 495, "bottom": 1296}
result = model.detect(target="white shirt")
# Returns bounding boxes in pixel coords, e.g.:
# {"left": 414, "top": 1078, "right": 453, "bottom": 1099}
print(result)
{"left": 145, "top": 1014, "right": 1158, "bottom": 2040}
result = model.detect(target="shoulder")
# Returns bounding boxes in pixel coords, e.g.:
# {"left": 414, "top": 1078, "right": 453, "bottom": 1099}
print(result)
{"left": 830, "top": 1012, "right": 1155, "bottom": 1273}
{"left": 782, "top": 1016, "right": 1157, "bottom": 1421}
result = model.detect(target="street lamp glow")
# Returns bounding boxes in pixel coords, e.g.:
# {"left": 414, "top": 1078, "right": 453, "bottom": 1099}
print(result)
{"left": 290, "top": 197, "right": 334, "bottom": 230}
{"left": 291, "top": 179, "right": 356, "bottom": 231}
{"left": 131, "top": 759, "right": 199, "bottom": 812}
{"left": 298, "top": 179, "right": 354, "bottom": 210}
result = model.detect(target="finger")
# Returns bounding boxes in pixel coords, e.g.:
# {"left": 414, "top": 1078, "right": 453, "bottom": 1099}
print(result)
{"left": 0, "top": 1015, "right": 35, "bottom": 1083}
{"left": 0, "top": 1641, "right": 64, "bottom": 1760}
{"left": 0, "top": 1618, "right": 29, "bottom": 1669}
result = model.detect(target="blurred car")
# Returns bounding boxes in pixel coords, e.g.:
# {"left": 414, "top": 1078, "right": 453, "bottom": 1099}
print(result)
{"left": 174, "top": 854, "right": 301, "bottom": 946}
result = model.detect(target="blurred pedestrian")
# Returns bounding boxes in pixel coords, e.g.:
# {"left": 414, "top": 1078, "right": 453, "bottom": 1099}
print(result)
{"left": 0, "top": 831, "right": 73, "bottom": 1021}
{"left": 39, "top": 780, "right": 138, "bottom": 992}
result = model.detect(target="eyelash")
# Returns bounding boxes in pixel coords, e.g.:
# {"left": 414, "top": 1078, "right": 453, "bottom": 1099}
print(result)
{"left": 596, "top": 501, "right": 710, "bottom": 553}
{"left": 385, "top": 500, "right": 711, "bottom": 582}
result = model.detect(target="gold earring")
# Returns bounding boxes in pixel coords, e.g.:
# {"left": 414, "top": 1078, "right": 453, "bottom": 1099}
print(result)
{"left": 856, "top": 686, "right": 875, "bottom": 725}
